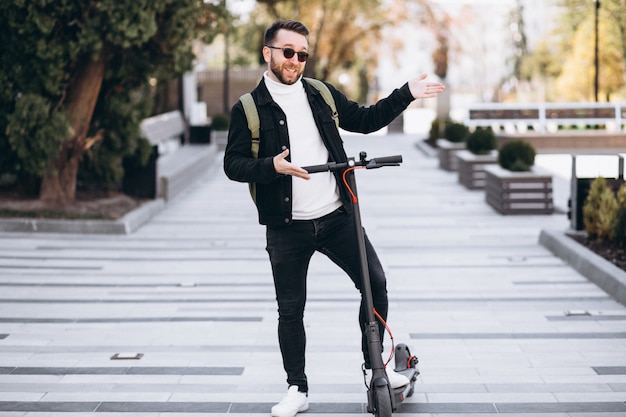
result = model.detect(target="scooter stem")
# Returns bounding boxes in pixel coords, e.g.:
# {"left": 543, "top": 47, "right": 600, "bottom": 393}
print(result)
{"left": 344, "top": 165, "right": 386, "bottom": 373}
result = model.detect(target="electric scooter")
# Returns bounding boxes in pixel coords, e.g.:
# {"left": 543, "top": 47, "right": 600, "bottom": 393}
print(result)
{"left": 302, "top": 152, "right": 420, "bottom": 417}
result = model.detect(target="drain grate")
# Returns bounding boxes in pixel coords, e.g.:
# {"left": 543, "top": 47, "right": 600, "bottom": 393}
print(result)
{"left": 110, "top": 353, "right": 144, "bottom": 360}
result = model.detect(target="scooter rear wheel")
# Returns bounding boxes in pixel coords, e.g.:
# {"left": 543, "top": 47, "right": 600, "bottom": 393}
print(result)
{"left": 374, "top": 385, "right": 393, "bottom": 417}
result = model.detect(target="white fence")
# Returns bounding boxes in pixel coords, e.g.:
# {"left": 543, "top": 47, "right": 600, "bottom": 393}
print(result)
{"left": 465, "top": 102, "right": 626, "bottom": 133}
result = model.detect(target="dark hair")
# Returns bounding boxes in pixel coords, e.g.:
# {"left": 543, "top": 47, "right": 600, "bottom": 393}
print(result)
{"left": 264, "top": 20, "right": 309, "bottom": 45}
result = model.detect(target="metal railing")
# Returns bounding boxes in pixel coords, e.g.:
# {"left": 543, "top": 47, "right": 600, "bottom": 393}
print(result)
{"left": 466, "top": 102, "right": 626, "bottom": 133}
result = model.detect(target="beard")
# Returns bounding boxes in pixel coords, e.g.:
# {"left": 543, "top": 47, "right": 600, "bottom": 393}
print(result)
{"left": 269, "top": 57, "right": 303, "bottom": 85}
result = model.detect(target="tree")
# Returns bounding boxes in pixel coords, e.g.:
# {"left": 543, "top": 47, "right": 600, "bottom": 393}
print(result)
{"left": 259, "top": 0, "right": 390, "bottom": 85}
{"left": 407, "top": 0, "right": 451, "bottom": 118}
{"left": 0, "top": 0, "right": 222, "bottom": 204}
{"left": 249, "top": 0, "right": 398, "bottom": 101}
{"left": 500, "top": 0, "right": 532, "bottom": 101}
{"left": 234, "top": 0, "right": 444, "bottom": 105}
{"left": 555, "top": 4, "right": 625, "bottom": 101}
{"left": 398, "top": 0, "right": 450, "bottom": 81}
{"left": 524, "top": 0, "right": 626, "bottom": 102}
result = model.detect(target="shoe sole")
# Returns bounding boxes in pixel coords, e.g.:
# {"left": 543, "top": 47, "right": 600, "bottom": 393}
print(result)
{"left": 271, "top": 402, "right": 309, "bottom": 417}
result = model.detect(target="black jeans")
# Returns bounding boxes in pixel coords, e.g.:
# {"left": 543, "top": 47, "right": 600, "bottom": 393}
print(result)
{"left": 265, "top": 207, "right": 389, "bottom": 393}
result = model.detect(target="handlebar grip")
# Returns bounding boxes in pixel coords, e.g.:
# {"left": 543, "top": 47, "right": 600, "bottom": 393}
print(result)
{"left": 303, "top": 163, "right": 335, "bottom": 173}
{"left": 372, "top": 155, "right": 403, "bottom": 164}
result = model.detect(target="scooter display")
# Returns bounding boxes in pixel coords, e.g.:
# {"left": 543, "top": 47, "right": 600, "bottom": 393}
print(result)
{"left": 302, "top": 152, "right": 419, "bottom": 417}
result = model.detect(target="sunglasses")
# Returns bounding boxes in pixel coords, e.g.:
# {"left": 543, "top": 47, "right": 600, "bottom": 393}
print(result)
{"left": 266, "top": 45, "right": 309, "bottom": 62}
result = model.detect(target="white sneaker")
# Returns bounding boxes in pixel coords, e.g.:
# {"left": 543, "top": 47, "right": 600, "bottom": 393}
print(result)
{"left": 385, "top": 367, "right": 410, "bottom": 389}
{"left": 271, "top": 385, "right": 309, "bottom": 417}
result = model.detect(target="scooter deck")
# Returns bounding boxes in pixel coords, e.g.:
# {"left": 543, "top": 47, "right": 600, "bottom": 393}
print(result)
{"left": 393, "top": 367, "right": 419, "bottom": 403}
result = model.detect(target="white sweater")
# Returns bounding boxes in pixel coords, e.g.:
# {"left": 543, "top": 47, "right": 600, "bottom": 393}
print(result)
{"left": 264, "top": 73, "right": 341, "bottom": 220}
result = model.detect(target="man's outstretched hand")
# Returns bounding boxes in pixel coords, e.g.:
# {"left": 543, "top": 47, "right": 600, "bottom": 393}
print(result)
{"left": 273, "top": 149, "right": 310, "bottom": 180}
{"left": 409, "top": 74, "right": 445, "bottom": 99}
{"left": 272, "top": 77, "right": 443, "bottom": 180}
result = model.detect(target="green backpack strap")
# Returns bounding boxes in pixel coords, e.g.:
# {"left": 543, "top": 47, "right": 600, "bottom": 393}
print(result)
{"left": 304, "top": 77, "right": 339, "bottom": 130}
{"left": 239, "top": 93, "right": 260, "bottom": 158}
{"left": 239, "top": 93, "right": 260, "bottom": 202}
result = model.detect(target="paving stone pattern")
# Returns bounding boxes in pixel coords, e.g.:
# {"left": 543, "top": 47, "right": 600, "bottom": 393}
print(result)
{"left": 0, "top": 134, "right": 625, "bottom": 416}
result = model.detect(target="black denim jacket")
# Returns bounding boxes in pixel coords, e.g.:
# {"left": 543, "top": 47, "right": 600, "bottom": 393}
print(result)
{"left": 223, "top": 77, "right": 414, "bottom": 226}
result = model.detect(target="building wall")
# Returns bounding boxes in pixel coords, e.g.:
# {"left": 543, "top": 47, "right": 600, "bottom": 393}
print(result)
{"left": 197, "top": 68, "right": 265, "bottom": 117}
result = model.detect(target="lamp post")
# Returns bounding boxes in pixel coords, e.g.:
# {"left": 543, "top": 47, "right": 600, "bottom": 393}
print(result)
{"left": 594, "top": 0, "right": 600, "bottom": 102}
{"left": 222, "top": 0, "right": 230, "bottom": 114}
{"left": 223, "top": 25, "right": 230, "bottom": 114}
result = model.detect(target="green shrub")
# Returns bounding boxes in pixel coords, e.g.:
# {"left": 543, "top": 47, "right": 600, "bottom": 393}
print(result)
{"left": 583, "top": 177, "right": 618, "bottom": 241}
{"left": 5, "top": 94, "right": 69, "bottom": 176}
{"left": 427, "top": 117, "right": 442, "bottom": 146}
{"left": 614, "top": 183, "right": 626, "bottom": 249}
{"left": 498, "top": 140, "right": 536, "bottom": 171}
{"left": 443, "top": 122, "right": 469, "bottom": 143}
{"left": 211, "top": 113, "right": 230, "bottom": 131}
{"left": 466, "top": 127, "right": 496, "bottom": 155}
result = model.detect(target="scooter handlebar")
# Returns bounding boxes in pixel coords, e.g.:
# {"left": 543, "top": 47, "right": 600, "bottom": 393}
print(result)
{"left": 370, "top": 155, "right": 402, "bottom": 166}
{"left": 302, "top": 154, "right": 402, "bottom": 173}
{"left": 302, "top": 162, "right": 345, "bottom": 173}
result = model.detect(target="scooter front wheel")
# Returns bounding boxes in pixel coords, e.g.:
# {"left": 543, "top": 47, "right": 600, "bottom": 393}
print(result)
{"left": 374, "top": 385, "right": 393, "bottom": 417}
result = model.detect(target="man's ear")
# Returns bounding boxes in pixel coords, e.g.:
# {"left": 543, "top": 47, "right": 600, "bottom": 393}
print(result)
{"left": 262, "top": 46, "right": 271, "bottom": 64}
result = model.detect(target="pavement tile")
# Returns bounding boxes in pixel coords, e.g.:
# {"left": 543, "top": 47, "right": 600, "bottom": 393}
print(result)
{"left": 0, "top": 134, "right": 625, "bottom": 415}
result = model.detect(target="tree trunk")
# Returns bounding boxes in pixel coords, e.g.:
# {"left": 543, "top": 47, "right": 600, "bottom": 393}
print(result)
{"left": 436, "top": 79, "right": 451, "bottom": 121}
{"left": 40, "top": 50, "right": 107, "bottom": 204}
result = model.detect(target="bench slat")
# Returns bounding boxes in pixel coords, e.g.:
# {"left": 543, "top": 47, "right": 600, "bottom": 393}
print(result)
{"left": 141, "top": 111, "right": 186, "bottom": 145}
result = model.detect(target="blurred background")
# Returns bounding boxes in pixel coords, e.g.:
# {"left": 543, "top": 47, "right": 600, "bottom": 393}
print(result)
{"left": 196, "top": 0, "right": 624, "bottom": 128}
{"left": 0, "top": 0, "right": 624, "bottom": 204}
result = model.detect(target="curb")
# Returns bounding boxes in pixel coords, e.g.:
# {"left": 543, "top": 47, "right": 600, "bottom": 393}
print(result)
{"left": 0, "top": 198, "right": 164, "bottom": 235}
{"left": 539, "top": 229, "right": 626, "bottom": 306}
{"left": 0, "top": 143, "right": 221, "bottom": 235}
{"left": 414, "top": 139, "right": 438, "bottom": 157}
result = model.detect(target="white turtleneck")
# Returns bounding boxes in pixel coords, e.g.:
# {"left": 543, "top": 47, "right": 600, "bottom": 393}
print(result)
{"left": 264, "top": 72, "right": 341, "bottom": 220}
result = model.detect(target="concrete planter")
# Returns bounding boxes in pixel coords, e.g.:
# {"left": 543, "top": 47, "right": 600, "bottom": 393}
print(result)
{"left": 457, "top": 150, "right": 498, "bottom": 189}
{"left": 484, "top": 165, "right": 554, "bottom": 214}
{"left": 436, "top": 139, "right": 465, "bottom": 171}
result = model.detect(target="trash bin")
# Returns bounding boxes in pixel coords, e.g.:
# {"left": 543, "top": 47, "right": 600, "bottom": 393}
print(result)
{"left": 122, "top": 145, "right": 159, "bottom": 199}
{"left": 190, "top": 125, "right": 211, "bottom": 143}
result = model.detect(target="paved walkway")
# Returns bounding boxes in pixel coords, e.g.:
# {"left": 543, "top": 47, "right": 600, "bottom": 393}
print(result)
{"left": 1, "top": 133, "right": 625, "bottom": 416}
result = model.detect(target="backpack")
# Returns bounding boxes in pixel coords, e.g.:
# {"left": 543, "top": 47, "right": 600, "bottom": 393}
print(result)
{"left": 239, "top": 77, "right": 339, "bottom": 159}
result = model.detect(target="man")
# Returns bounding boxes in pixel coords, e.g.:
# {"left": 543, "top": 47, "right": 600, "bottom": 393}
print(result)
{"left": 224, "top": 19, "right": 444, "bottom": 417}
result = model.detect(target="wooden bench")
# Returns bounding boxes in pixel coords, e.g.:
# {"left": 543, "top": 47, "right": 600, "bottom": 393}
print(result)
{"left": 157, "top": 144, "right": 216, "bottom": 201}
{"left": 140, "top": 110, "right": 187, "bottom": 155}
{"left": 138, "top": 110, "right": 217, "bottom": 201}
